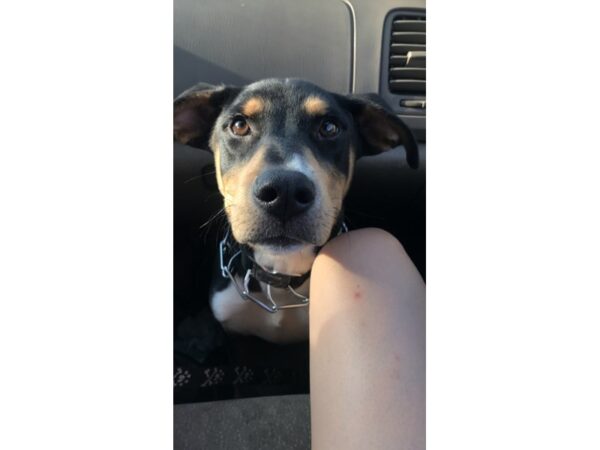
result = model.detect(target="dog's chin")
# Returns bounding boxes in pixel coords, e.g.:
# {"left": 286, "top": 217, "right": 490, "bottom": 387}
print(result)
{"left": 253, "top": 236, "right": 304, "bottom": 249}
{"left": 249, "top": 238, "right": 318, "bottom": 275}
{"left": 238, "top": 228, "right": 329, "bottom": 251}
{"left": 247, "top": 234, "right": 314, "bottom": 252}
{"left": 238, "top": 224, "right": 321, "bottom": 249}
{"left": 231, "top": 214, "right": 335, "bottom": 251}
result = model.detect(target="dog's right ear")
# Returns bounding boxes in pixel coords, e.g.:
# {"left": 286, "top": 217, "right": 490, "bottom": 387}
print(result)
{"left": 333, "top": 93, "right": 420, "bottom": 169}
{"left": 174, "top": 83, "right": 241, "bottom": 149}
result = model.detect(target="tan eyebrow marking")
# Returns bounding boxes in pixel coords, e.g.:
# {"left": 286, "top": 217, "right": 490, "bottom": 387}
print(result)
{"left": 303, "top": 96, "right": 329, "bottom": 115}
{"left": 241, "top": 97, "right": 265, "bottom": 116}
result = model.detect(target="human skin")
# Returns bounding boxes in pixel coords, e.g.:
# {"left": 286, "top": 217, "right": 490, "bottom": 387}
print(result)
{"left": 309, "top": 228, "right": 425, "bottom": 450}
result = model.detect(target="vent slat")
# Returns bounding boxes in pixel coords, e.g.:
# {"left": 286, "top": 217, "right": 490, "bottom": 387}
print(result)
{"left": 389, "top": 55, "right": 408, "bottom": 66}
{"left": 390, "top": 43, "right": 426, "bottom": 55}
{"left": 393, "top": 16, "right": 425, "bottom": 22}
{"left": 390, "top": 68, "right": 426, "bottom": 80}
{"left": 403, "top": 56, "right": 426, "bottom": 68}
{"left": 389, "top": 80, "right": 426, "bottom": 93}
{"left": 392, "top": 21, "right": 426, "bottom": 32}
{"left": 392, "top": 32, "right": 426, "bottom": 45}
{"left": 389, "top": 13, "right": 426, "bottom": 96}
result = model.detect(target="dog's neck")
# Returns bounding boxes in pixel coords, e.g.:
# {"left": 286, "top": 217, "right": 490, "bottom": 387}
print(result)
{"left": 250, "top": 244, "right": 317, "bottom": 276}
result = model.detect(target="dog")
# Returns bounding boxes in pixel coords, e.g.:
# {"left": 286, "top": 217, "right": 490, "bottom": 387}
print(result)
{"left": 174, "top": 78, "right": 418, "bottom": 343}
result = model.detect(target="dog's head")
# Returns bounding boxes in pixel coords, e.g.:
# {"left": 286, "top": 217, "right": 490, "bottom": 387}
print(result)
{"left": 174, "top": 79, "right": 418, "bottom": 265}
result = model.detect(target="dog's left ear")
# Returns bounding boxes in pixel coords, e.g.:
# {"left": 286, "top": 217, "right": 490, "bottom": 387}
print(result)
{"left": 335, "top": 94, "right": 420, "bottom": 169}
{"left": 174, "top": 83, "right": 241, "bottom": 149}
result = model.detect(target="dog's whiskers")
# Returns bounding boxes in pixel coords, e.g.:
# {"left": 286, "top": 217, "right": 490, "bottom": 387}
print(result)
{"left": 184, "top": 175, "right": 203, "bottom": 184}
{"left": 199, "top": 208, "right": 226, "bottom": 230}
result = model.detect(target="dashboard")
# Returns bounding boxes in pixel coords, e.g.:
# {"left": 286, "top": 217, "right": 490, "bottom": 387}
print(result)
{"left": 174, "top": 0, "right": 425, "bottom": 136}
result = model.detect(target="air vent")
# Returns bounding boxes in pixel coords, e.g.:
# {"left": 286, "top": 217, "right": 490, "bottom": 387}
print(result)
{"left": 388, "top": 13, "right": 426, "bottom": 96}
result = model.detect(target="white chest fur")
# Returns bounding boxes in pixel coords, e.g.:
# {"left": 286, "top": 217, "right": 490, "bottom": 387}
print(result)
{"left": 211, "top": 241, "right": 316, "bottom": 343}
{"left": 210, "top": 278, "right": 310, "bottom": 343}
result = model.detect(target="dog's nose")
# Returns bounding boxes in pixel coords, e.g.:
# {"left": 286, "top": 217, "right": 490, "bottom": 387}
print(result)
{"left": 253, "top": 170, "right": 316, "bottom": 220}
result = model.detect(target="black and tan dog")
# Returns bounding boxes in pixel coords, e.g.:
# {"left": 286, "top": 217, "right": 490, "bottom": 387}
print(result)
{"left": 174, "top": 78, "right": 418, "bottom": 343}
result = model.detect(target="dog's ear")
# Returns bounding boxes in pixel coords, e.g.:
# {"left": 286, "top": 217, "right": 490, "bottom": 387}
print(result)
{"left": 335, "top": 94, "right": 420, "bottom": 169}
{"left": 174, "top": 83, "right": 241, "bottom": 149}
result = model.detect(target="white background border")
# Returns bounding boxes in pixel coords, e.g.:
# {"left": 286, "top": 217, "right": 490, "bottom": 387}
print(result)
{"left": 1, "top": 0, "right": 599, "bottom": 448}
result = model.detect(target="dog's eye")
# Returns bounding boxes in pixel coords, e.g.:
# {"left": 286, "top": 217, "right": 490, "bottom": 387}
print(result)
{"left": 318, "top": 119, "right": 340, "bottom": 139}
{"left": 230, "top": 116, "right": 251, "bottom": 136}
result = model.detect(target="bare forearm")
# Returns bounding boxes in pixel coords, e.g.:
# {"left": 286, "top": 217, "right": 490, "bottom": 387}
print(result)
{"left": 309, "top": 229, "right": 425, "bottom": 450}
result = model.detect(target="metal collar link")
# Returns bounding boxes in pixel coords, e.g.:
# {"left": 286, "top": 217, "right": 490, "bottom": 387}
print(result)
{"left": 219, "top": 231, "right": 308, "bottom": 313}
{"left": 219, "top": 224, "right": 348, "bottom": 314}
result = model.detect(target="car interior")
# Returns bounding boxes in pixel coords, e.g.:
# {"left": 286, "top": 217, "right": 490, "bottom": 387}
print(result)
{"left": 174, "top": 0, "right": 425, "bottom": 447}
